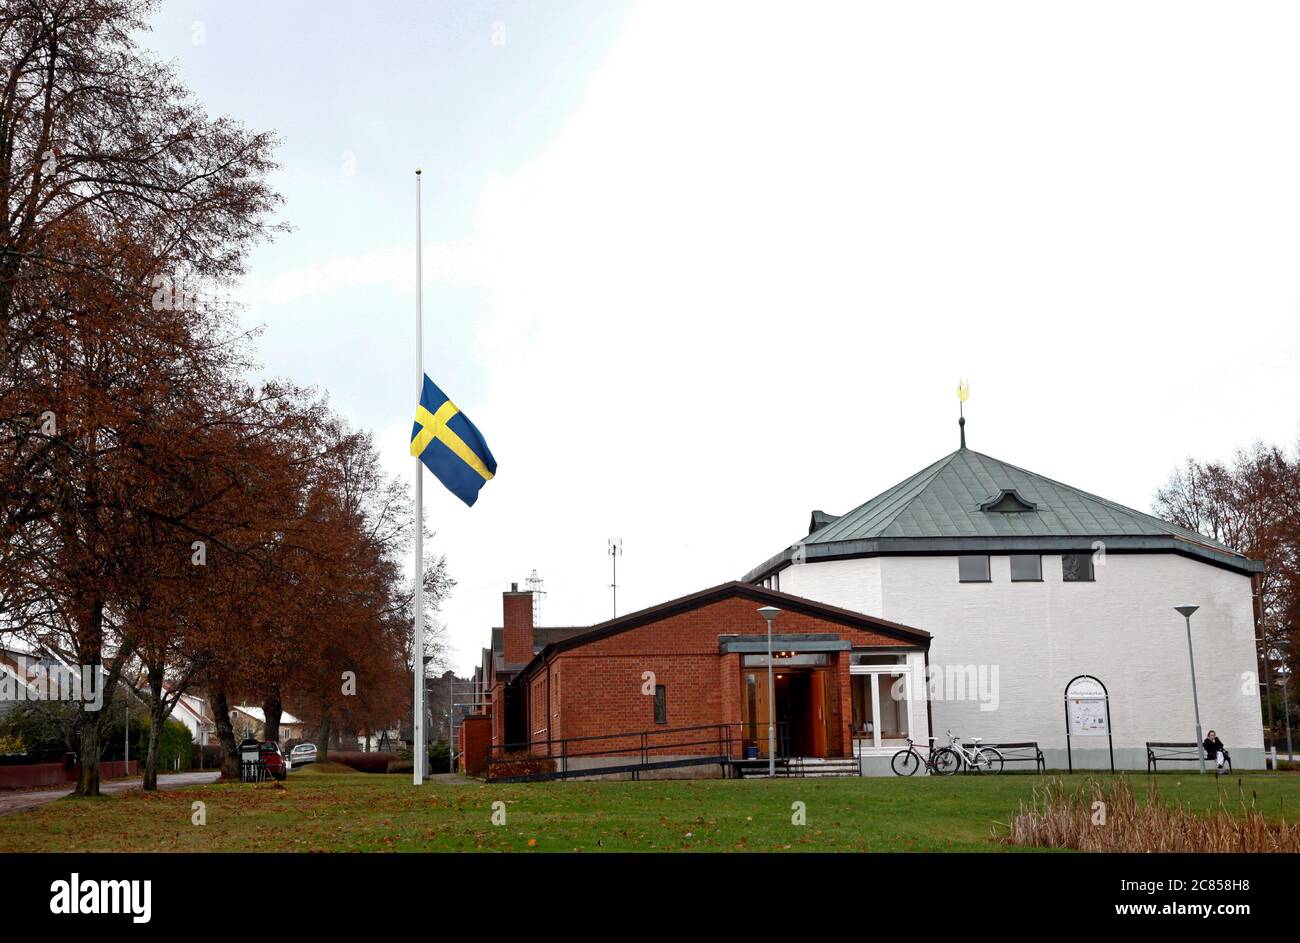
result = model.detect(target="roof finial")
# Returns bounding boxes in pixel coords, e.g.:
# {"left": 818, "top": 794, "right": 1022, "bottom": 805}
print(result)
{"left": 957, "top": 379, "right": 969, "bottom": 449}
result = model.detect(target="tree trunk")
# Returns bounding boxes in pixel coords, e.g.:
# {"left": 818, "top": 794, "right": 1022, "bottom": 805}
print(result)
{"left": 144, "top": 663, "right": 165, "bottom": 790}
{"left": 211, "top": 686, "right": 241, "bottom": 779}
{"left": 262, "top": 693, "right": 282, "bottom": 745}
{"left": 70, "top": 598, "right": 106, "bottom": 797}
{"left": 317, "top": 708, "right": 331, "bottom": 762}
{"left": 73, "top": 715, "right": 102, "bottom": 797}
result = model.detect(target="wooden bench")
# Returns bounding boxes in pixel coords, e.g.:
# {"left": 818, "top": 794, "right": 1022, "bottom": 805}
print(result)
{"left": 1146, "top": 741, "right": 1231, "bottom": 773}
{"left": 961, "top": 741, "right": 1045, "bottom": 773}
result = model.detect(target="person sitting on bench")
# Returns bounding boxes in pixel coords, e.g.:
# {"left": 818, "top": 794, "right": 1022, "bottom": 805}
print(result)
{"left": 1203, "top": 730, "right": 1229, "bottom": 771}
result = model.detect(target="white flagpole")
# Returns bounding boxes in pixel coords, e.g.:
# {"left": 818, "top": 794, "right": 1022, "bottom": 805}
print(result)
{"left": 413, "top": 167, "right": 425, "bottom": 786}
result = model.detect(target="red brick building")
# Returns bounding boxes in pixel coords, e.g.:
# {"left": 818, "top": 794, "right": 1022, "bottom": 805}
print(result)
{"left": 465, "top": 581, "right": 931, "bottom": 777}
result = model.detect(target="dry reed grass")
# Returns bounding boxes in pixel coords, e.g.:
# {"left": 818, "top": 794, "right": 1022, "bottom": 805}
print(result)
{"left": 995, "top": 775, "right": 1300, "bottom": 852}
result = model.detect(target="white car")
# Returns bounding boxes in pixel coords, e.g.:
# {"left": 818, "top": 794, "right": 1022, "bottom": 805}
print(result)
{"left": 289, "top": 743, "right": 317, "bottom": 768}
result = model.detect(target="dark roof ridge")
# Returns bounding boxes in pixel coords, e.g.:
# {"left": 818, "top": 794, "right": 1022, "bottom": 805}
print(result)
{"left": 514, "top": 580, "right": 930, "bottom": 682}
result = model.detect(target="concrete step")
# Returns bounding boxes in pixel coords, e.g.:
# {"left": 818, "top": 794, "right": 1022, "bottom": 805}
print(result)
{"left": 738, "top": 757, "right": 861, "bottom": 779}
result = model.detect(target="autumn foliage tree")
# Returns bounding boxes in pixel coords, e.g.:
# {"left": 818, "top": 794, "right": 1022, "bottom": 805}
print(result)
{"left": 272, "top": 423, "right": 450, "bottom": 759}
{"left": 1, "top": 0, "right": 443, "bottom": 794}
{"left": 1154, "top": 441, "right": 1300, "bottom": 740}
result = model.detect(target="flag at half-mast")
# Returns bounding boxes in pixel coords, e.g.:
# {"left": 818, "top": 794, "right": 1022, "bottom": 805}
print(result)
{"left": 410, "top": 375, "right": 497, "bottom": 507}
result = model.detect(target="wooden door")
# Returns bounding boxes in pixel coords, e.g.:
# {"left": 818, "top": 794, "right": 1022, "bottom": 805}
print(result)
{"left": 810, "top": 670, "right": 830, "bottom": 757}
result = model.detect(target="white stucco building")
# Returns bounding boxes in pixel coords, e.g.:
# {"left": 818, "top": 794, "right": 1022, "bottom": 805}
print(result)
{"left": 745, "top": 439, "right": 1265, "bottom": 771}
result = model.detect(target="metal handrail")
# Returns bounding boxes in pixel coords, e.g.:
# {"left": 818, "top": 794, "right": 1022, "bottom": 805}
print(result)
{"left": 486, "top": 721, "right": 791, "bottom": 758}
{"left": 483, "top": 721, "right": 793, "bottom": 779}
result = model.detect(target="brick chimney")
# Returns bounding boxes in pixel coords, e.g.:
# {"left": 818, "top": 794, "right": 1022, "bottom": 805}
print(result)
{"left": 502, "top": 583, "right": 534, "bottom": 667}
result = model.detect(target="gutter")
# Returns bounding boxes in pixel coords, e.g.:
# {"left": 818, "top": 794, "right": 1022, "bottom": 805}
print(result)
{"left": 742, "top": 535, "right": 1265, "bottom": 582}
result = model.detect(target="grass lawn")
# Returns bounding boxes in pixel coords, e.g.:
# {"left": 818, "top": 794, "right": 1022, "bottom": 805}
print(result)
{"left": 0, "top": 765, "right": 1296, "bottom": 852}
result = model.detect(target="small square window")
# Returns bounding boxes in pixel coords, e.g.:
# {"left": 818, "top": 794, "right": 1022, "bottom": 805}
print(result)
{"left": 1010, "top": 554, "right": 1042, "bottom": 582}
{"left": 958, "top": 555, "right": 991, "bottom": 582}
{"left": 653, "top": 684, "right": 667, "bottom": 724}
{"left": 1062, "top": 553, "right": 1095, "bottom": 582}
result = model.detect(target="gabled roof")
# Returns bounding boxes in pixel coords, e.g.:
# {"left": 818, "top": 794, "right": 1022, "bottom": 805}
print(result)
{"left": 232, "top": 705, "right": 303, "bottom": 726}
{"left": 489, "top": 626, "right": 589, "bottom": 656}
{"left": 490, "top": 626, "right": 591, "bottom": 676}
{"left": 516, "top": 581, "right": 930, "bottom": 683}
{"left": 745, "top": 447, "right": 1262, "bottom": 579}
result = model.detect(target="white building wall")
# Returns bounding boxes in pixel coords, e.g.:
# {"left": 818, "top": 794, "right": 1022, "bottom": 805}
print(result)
{"left": 781, "top": 557, "right": 883, "bottom": 615}
{"left": 780, "top": 551, "right": 1264, "bottom": 769}
{"left": 169, "top": 695, "right": 211, "bottom": 746}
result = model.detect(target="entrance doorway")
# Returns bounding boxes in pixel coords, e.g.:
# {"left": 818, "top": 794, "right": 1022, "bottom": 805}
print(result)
{"left": 741, "top": 667, "right": 831, "bottom": 758}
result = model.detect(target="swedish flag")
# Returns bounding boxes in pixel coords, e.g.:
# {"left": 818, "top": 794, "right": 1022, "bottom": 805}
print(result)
{"left": 410, "top": 375, "right": 497, "bottom": 507}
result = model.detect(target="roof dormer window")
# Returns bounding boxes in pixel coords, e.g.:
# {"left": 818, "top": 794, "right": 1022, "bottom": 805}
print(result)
{"left": 979, "top": 489, "right": 1037, "bottom": 513}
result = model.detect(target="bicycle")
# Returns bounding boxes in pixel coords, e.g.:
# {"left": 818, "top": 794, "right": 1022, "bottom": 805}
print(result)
{"left": 944, "top": 729, "right": 1004, "bottom": 774}
{"left": 891, "top": 736, "right": 960, "bottom": 776}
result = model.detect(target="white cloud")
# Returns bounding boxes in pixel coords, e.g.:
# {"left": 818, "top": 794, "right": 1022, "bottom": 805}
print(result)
{"left": 346, "top": 1, "right": 1300, "bottom": 671}
{"left": 258, "top": 242, "right": 487, "bottom": 307}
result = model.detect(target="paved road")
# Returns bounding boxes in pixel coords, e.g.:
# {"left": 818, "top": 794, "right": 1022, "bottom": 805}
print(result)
{"left": 0, "top": 770, "right": 220, "bottom": 816}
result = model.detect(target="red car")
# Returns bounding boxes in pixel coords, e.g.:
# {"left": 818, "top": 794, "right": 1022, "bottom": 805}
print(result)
{"left": 259, "top": 741, "right": 287, "bottom": 781}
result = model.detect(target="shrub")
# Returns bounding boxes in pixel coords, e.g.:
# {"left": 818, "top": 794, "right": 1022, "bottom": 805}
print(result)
{"left": 328, "top": 751, "right": 397, "bottom": 774}
{"left": 487, "top": 753, "right": 557, "bottom": 780}
{"left": 387, "top": 759, "right": 413, "bottom": 774}
{"left": 134, "top": 719, "right": 193, "bottom": 771}
{"left": 996, "top": 775, "right": 1300, "bottom": 852}
{"left": 2, "top": 705, "right": 72, "bottom": 758}
{"left": 428, "top": 739, "right": 450, "bottom": 774}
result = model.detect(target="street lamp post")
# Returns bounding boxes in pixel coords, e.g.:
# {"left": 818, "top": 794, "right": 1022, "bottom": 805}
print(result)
{"left": 757, "top": 606, "right": 781, "bottom": 777}
{"left": 1279, "top": 676, "right": 1294, "bottom": 762}
{"left": 1273, "top": 637, "right": 1294, "bottom": 763}
{"left": 1174, "top": 605, "right": 1206, "bottom": 774}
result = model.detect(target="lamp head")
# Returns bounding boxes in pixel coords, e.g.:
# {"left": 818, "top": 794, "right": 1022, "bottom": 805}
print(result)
{"left": 756, "top": 605, "right": 781, "bottom": 624}
{"left": 1174, "top": 604, "right": 1199, "bottom": 619}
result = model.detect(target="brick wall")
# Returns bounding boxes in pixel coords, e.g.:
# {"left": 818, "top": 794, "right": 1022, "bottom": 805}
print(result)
{"left": 502, "top": 591, "right": 534, "bottom": 667}
{"left": 459, "top": 716, "right": 492, "bottom": 775}
{"left": 490, "top": 680, "right": 506, "bottom": 746}
{"left": 0, "top": 759, "right": 138, "bottom": 789}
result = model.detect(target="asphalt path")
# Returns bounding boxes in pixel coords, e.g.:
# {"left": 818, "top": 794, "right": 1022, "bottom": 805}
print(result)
{"left": 0, "top": 770, "right": 221, "bottom": 816}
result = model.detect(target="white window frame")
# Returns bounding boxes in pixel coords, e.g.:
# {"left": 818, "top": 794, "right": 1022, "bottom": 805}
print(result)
{"left": 850, "top": 665, "right": 914, "bottom": 756}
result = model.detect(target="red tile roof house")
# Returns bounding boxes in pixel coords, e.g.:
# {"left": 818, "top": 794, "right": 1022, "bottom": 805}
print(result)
{"left": 466, "top": 581, "right": 932, "bottom": 779}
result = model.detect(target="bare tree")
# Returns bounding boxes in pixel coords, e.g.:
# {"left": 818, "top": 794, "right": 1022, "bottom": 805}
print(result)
{"left": 1154, "top": 442, "right": 1300, "bottom": 738}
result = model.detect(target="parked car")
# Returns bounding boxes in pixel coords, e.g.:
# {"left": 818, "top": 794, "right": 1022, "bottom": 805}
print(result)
{"left": 289, "top": 743, "right": 317, "bottom": 768}
{"left": 259, "top": 741, "right": 287, "bottom": 781}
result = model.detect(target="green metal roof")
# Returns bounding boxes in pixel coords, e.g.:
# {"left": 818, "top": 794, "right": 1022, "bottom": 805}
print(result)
{"left": 744, "top": 448, "right": 1261, "bottom": 580}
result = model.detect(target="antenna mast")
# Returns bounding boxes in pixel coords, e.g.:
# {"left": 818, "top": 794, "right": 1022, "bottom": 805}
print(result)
{"left": 526, "top": 568, "right": 546, "bottom": 624}
{"left": 608, "top": 538, "right": 623, "bottom": 618}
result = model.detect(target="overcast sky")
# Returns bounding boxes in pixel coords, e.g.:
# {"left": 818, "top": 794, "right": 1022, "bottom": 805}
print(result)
{"left": 144, "top": 1, "right": 1300, "bottom": 673}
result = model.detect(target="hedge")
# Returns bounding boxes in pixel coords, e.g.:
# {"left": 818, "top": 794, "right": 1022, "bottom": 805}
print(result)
{"left": 328, "top": 751, "right": 397, "bottom": 773}
{"left": 487, "top": 754, "right": 557, "bottom": 779}
{"left": 134, "top": 718, "right": 193, "bottom": 771}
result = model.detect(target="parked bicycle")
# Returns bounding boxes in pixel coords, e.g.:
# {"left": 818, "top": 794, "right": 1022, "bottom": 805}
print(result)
{"left": 944, "top": 729, "right": 1004, "bottom": 774}
{"left": 891, "top": 736, "right": 960, "bottom": 776}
